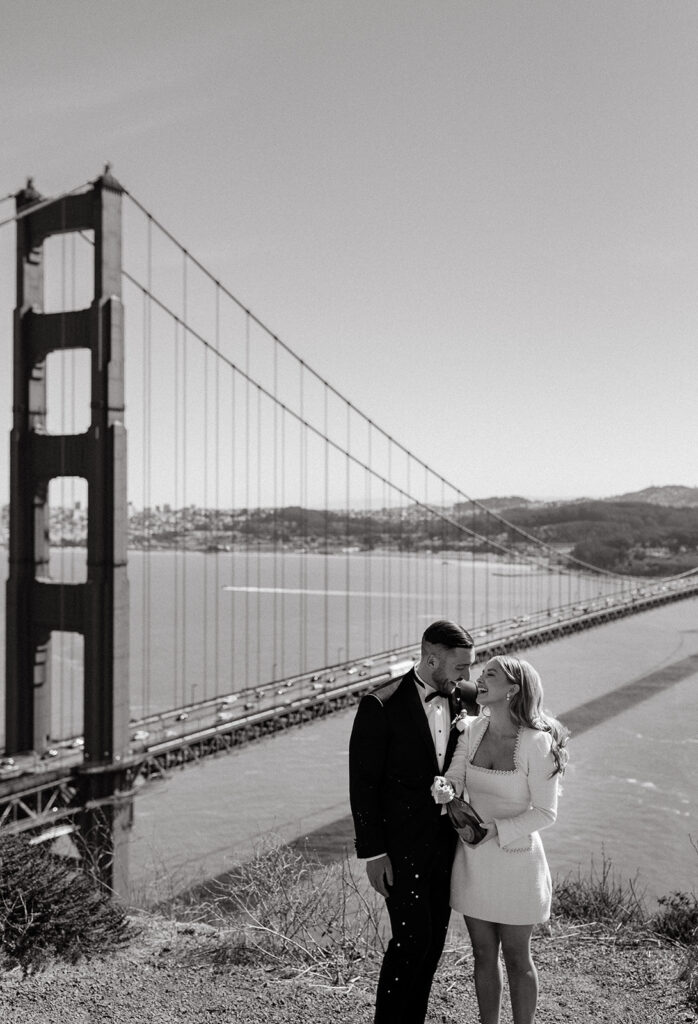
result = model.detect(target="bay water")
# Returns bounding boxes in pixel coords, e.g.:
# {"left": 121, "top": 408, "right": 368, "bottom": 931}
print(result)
{"left": 0, "top": 550, "right": 696, "bottom": 904}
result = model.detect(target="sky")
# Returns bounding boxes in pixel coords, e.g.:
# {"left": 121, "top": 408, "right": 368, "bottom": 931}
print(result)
{"left": 2, "top": 0, "right": 698, "bottom": 505}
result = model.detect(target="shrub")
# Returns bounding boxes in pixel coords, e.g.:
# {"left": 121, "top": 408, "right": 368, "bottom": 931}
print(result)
{"left": 0, "top": 833, "right": 130, "bottom": 975}
{"left": 552, "top": 852, "right": 646, "bottom": 927}
{"left": 652, "top": 891, "right": 698, "bottom": 945}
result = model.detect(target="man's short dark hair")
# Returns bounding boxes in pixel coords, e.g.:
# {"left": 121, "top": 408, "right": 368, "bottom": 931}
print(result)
{"left": 421, "top": 619, "right": 474, "bottom": 652}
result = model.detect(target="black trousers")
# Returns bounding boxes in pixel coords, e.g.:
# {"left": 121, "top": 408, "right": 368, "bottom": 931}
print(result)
{"left": 374, "top": 817, "right": 455, "bottom": 1024}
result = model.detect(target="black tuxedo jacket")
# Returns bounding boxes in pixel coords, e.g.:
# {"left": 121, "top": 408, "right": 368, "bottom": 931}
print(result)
{"left": 349, "top": 670, "right": 478, "bottom": 860}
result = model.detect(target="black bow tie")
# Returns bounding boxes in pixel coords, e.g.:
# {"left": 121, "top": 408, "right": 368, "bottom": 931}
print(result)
{"left": 425, "top": 689, "right": 447, "bottom": 703}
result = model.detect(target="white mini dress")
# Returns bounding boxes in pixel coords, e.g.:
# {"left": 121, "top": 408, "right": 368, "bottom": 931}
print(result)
{"left": 445, "top": 716, "right": 559, "bottom": 925}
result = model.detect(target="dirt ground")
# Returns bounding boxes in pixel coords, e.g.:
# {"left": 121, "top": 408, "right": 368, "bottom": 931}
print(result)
{"left": 0, "top": 914, "right": 695, "bottom": 1024}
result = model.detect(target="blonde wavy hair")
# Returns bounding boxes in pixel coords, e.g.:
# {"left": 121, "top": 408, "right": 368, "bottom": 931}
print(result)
{"left": 492, "top": 655, "right": 570, "bottom": 776}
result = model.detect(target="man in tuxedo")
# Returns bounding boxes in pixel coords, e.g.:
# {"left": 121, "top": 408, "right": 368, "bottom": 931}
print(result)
{"left": 349, "top": 619, "right": 478, "bottom": 1024}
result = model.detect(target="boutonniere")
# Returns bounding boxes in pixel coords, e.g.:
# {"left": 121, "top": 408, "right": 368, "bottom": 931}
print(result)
{"left": 451, "top": 710, "right": 469, "bottom": 733}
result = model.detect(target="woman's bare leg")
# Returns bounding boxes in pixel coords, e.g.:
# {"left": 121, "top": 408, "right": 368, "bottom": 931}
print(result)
{"left": 499, "top": 923, "right": 538, "bottom": 1024}
{"left": 464, "top": 916, "right": 503, "bottom": 1024}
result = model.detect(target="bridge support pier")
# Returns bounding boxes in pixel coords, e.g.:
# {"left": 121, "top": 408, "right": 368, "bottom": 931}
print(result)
{"left": 5, "top": 170, "right": 132, "bottom": 897}
{"left": 75, "top": 764, "right": 134, "bottom": 896}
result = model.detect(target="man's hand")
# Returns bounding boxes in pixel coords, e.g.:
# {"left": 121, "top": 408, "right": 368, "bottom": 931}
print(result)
{"left": 366, "top": 854, "right": 393, "bottom": 898}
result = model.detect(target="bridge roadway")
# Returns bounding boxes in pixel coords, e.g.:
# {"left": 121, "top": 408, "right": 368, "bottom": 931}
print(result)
{"left": 1, "top": 575, "right": 697, "bottom": 837}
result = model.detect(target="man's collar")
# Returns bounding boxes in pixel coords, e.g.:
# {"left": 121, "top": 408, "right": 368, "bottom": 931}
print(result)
{"left": 414, "top": 667, "right": 444, "bottom": 703}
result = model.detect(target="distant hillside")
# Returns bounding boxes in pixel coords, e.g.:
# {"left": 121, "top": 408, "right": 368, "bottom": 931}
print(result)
{"left": 609, "top": 485, "right": 698, "bottom": 508}
{"left": 468, "top": 496, "right": 534, "bottom": 512}
{"left": 501, "top": 498, "right": 698, "bottom": 575}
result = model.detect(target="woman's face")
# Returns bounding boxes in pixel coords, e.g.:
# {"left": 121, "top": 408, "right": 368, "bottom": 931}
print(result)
{"left": 475, "top": 659, "right": 515, "bottom": 707}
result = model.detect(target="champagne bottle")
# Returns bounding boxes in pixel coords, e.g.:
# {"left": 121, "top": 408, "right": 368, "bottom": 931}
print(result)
{"left": 446, "top": 795, "right": 488, "bottom": 845}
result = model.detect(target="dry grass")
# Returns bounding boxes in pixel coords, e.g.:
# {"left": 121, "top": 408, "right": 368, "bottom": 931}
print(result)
{"left": 155, "top": 835, "right": 389, "bottom": 987}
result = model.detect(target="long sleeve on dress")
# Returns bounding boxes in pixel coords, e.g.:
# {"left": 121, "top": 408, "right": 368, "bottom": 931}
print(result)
{"left": 444, "top": 720, "right": 475, "bottom": 798}
{"left": 494, "top": 729, "right": 558, "bottom": 850}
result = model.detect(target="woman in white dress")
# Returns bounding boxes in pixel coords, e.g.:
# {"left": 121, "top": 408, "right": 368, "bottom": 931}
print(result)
{"left": 434, "top": 655, "right": 568, "bottom": 1024}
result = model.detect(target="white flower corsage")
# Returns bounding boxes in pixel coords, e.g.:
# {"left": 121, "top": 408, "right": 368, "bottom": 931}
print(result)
{"left": 451, "top": 710, "right": 469, "bottom": 733}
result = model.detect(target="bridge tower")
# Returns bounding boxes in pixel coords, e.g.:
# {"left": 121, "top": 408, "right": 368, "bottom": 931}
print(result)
{"left": 5, "top": 170, "right": 131, "bottom": 894}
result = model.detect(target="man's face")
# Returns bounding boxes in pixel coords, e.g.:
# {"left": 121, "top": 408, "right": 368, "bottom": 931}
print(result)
{"left": 431, "top": 645, "right": 476, "bottom": 696}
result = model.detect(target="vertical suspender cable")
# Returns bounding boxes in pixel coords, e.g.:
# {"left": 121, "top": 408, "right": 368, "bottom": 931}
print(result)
{"left": 299, "top": 369, "right": 306, "bottom": 675}
{"left": 455, "top": 490, "right": 461, "bottom": 623}
{"left": 230, "top": 363, "right": 236, "bottom": 688}
{"left": 58, "top": 209, "right": 66, "bottom": 740}
{"left": 256, "top": 382, "right": 262, "bottom": 681}
{"left": 345, "top": 401, "right": 351, "bottom": 664}
{"left": 181, "top": 254, "right": 188, "bottom": 704}
{"left": 324, "top": 385, "right": 329, "bottom": 669}
{"left": 472, "top": 501, "right": 478, "bottom": 628}
{"left": 404, "top": 451, "right": 410, "bottom": 647}
{"left": 144, "top": 216, "right": 153, "bottom": 716}
{"left": 484, "top": 509, "right": 490, "bottom": 627}
{"left": 273, "top": 343, "right": 279, "bottom": 681}
{"left": 70, "top": 230, "right": 77, "bottom": 735}
{"left": 280, "top": 403, "right": 286, "bottom": 677}
{"left": 141, "top": 262, "right": 148, "bottom": 717}
{"left": 441, "top": 477, "right": 446, "bottom": 613}
{"left": 214, "top": 284, "right": 220, "bottom": 697}
{"left": 173, "top": 316, "right": 180, "bottom": 707}
{"left": 203, "top": 288, "right": 209, "bottom": 703}
{"left": 244, "top": 314, "right": 250, "bottom": 687}
{"left": 422, "top": 465, "right": 428, "bottom": 624}
{"left": 365, "top": 421, "right": 372, "bottom": 656}
{"left": 385, "top": 444, "right": 391, "bottom": 651}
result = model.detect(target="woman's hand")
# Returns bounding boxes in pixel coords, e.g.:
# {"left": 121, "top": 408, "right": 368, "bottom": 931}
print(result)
{"left": 480, "top": 821, "right": 499, "bottom": 844}
{"left": 431, "top": 776, "right": 455, "bottom": 804}
{"left": 459, "top": 821, "right": 498, "bottom": 846}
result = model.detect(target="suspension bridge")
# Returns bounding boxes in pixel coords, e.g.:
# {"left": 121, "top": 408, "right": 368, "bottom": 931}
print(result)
{"left": 1, "top": 169, "right": 696, "bottom": 895}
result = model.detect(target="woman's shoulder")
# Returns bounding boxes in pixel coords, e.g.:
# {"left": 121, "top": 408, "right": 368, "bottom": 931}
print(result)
{"left": 456, "top": 712, "right": 485, "bottom": 734}
{"left": 451, "top": 713, "right": 484, "bottom": 749}
{"left": 518, "top": 725, "right": 554, "bottom": 756}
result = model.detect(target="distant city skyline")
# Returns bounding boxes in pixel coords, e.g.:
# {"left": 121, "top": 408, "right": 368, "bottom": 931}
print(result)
{"left": 2, "top": 1, "right": 697, "bottom": 507}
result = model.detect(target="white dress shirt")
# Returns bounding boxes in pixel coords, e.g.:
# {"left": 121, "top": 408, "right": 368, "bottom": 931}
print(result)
{"left": 413, "top": 667, "right": 451, "bottom": 772}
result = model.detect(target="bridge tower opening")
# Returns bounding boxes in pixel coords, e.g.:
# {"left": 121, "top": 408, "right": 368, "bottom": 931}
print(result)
{"left": 5, "top": 170, "right": 131, "bottom": 895}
